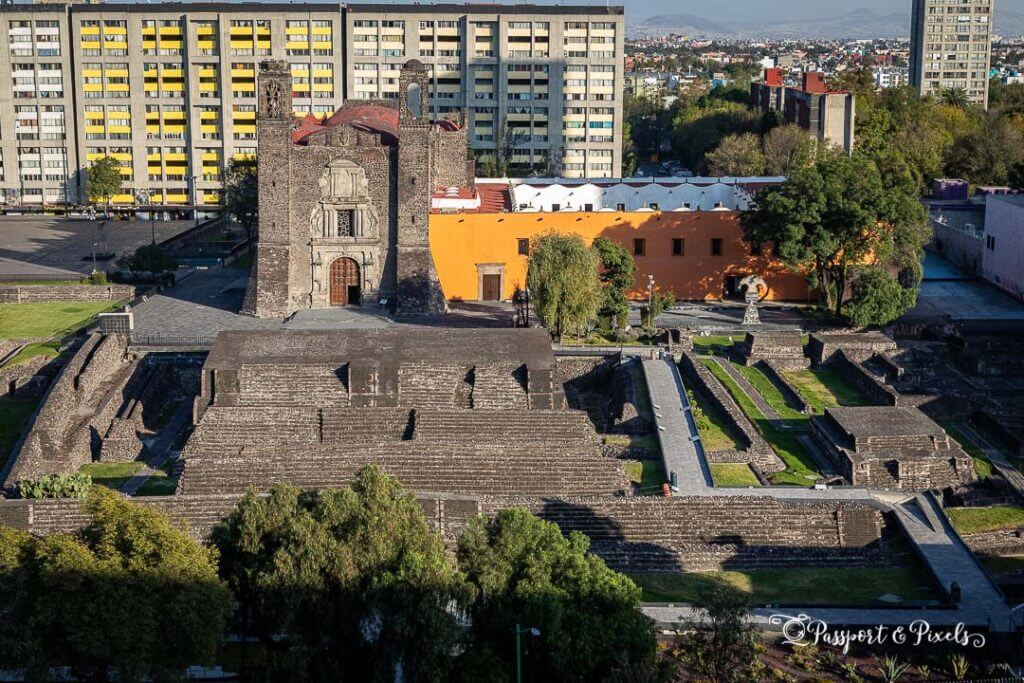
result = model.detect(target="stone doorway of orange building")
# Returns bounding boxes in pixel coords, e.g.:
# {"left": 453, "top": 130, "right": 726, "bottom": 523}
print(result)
{"left": 476, "top": 263, "right": 506, "bottom": 302}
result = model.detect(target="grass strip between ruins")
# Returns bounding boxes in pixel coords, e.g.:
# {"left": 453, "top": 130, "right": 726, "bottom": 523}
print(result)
{"left": 0, "top": 399, "right": 39, "bottom": 470}
{"left": 939, "top": 421, "right": 995, "bottom": 479}
{"left": 690, "top": 335, "right": 739, "bottom": 354}
{"left": 709, "top": 463, "right": 761, "bottom": 487}
{"left": 700, "top": 358, "right": 820, "bottom": 486}
{"left": 687, "top": 386, "right": 744, "bottom": 451}
{"left": 782, "top": 367, "right": 872, "bottom": 411}
{"left": 0, "top": 301, "right": 122, "bottom": 340}
{"left": 1, "top": 340, "right": 62, "bottom": 370}
{"left": 624, "top": 459, "right": 668, "bottom": 493}
{"left": 946, "top": 505, "right": 1024, "bottom": 535}
{"left": 733, "top": 362, "right": 807, "bottom": 422}
{"left": 629, "top": 563, "right": 941, "bottom": 606}
{"left": 135, "top": 461, "right": 179, "bottom": 496}
{"left": 79, "top": 461, "right": 144, "bottom": 492}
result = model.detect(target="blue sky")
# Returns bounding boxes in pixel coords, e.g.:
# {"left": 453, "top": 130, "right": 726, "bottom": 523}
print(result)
{"left": 624, "top": 0, "right": 1024, "bottom": 21}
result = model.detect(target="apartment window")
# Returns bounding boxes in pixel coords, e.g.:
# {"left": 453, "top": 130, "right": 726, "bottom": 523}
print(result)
{"left": 672, "top": 238, "right": 684, "bottom": 257}
{"left": 616, "top": 202, "right": 626, "bottom": 211}
{"left": 711, "top": 238, "right": 723, "bottom": 256}
{"left": 633, "top": 238, "right": 645, "bottom": 257}
{"left": 987, "top": 235, "right": 995, "bottom": 250}
{"left": 517, "top": 238, "right": 529, "bottom": 256}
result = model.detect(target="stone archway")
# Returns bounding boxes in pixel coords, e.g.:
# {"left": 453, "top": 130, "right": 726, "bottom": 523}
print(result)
{"left": 329, "top": 257, "right": 361, "bottom": 306}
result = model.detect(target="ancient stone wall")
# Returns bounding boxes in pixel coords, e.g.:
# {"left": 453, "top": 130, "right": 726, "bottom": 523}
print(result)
{"left": 759, "top": 360, "right": 812, "bottom": 413}
{"left": 678, "top": 352, "right": 784, "bottom": 474}
{"left": 431, "top": 127, "right": 473, "bottom": 188}
{"left": 737, "top": 331, "right": 809, "bottom": 369}
{"left": 3, "top": 334, "right": 132, "bottom": 487}
{"left": 833, "top": 351, "right": 900, "bottom": 406}
{"left": 0, "top": 493, "right": 891, "bottom": 572}
{"left": 808, "top": 332, "right": 897, "bottom": 365}
{"left": 0, "top": 284, "right": 138, "bottom": 304}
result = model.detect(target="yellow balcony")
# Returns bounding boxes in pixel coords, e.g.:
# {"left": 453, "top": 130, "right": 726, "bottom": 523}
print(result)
{"left": 200, "top": 125, "right": 220, "bottom": 134}
{"left": 285, "top": 26, "right": 309, "bottom": 36}
{"left": 83, "top": 83, "right": 103, "bottom": 93}
{"left": 108, "top": 125, "right": 132, "bottom": 134}
{"left": 201, "top": 152, "right": 219, "bottom": 162}
{"left": 111, "top": 153, "right": 132, "bottom": 162}
{"left": 82, "top": 69, "right": 102, "bottom": 78}
{"left": 229, "top": 40, "right": 253, "bottom": 49}
{"left": 233, "top": 124, "right": 257, "bottom": 134}
{"left": 84, "top": 124, "right": 105, "bottom": 134}
{"left": 112, "top": 193, "right": 134, "bottom": 204}
{"left": 164, "top": 152, "right": 187, "bottom": 161}
{"left": 80, "top": 26, "right": 100, "bottom": 36}
{"left": 312, "top": 41, "right": 333, "bottom": 50}
{"left": 80, "top": 40, "right": 100, "bottom": 50}
{"left": 286, "top": 41, "right": 309, "bottom": 50}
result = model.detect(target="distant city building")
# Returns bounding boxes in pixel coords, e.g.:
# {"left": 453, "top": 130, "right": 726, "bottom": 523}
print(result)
{"left": 749, "top": 69, "right": 856, "bottom": 152}
{"left": 873, "top": 67, "right": 908, "bottom": 89}
{"left": 910, "top": 0, "right": 994, "bottom": 107}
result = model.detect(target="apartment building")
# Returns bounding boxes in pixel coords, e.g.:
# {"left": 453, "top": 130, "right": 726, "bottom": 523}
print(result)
{"left": 0, "top": 2, "right": 623, "bottom": 209}
{"left": 910, "top": 0, "right": 994, "bottom": 107}
{"left": 750, "top": 70, "right": 856, "bottom": 153}
{"left": 344, "top": 5, "right": 623, "bottom": 179}
{"left": 0, "top": 3, "right": 76, "bottom": 206}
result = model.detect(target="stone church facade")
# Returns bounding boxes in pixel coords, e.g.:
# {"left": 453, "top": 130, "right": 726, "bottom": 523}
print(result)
{"left": 242, "top": 59, "right": 472, "bottom": 318}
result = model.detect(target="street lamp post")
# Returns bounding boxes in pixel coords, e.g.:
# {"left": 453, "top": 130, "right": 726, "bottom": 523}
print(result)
{"left": 514, "top": 624, "right": 540, "bottom": 683}
{"left": 647, "top": 274, "right": 655, "bottom": 330}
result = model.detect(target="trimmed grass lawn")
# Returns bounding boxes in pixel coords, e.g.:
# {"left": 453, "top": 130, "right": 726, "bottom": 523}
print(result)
{"left": 688, "top": 386, "right": 744, "bottom": 451}
{"left": 946, "top": 506, "right": 1024, "bottom": 534}
{"left": 701, "top": 358, "right": 820, "bottom": 486}
{"left": 782, "top": 368, "right": 871, "bottom": 412}
{"left": 733, "top": 362, "right": 806, "bottom": 421}
{"left": 690, "top": 335, "right": 738, "bottom": 355}
{"left": 1, "top": 340, "right": 61, "bottom": 369}
{"left": 0, "top": 399, "right": 38, "bottom": 469}
{"left": 79, "top": 461, "right": 143, "bottom": 492}
{"left": 135, "top": 462, "right": 179, "bottom": 496}
{"left": 709, "top": 463, "right": 761, "bottom": 487}
{"left": 625, "top": 459, "right": 667, "bottom": 493}
{"left": 0, "top": 302, "right": 119, "bottom": 339}
{"left": 630, "top": 565, "right": 940, "bottom": 605}
{"left": 939, "top": 422, "right": 994, "bottom": 479}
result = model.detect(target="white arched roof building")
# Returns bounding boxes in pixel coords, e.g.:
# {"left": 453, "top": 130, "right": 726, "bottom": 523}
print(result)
{"left": 502, "top": 177, "right": 784, "bottom": 213}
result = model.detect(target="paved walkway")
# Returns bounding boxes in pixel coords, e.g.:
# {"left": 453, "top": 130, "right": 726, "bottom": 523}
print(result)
{"left": 955, "top": 422, "right": 1024, "bottom": 504}
{"left": 640, "top": 353, "right": 1015, "bottom": 631}
{"left": 641, "top": 356, "right": 712, "bottom": 494}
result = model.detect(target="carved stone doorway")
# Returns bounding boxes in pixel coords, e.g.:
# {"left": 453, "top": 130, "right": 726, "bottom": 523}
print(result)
{"left": 329, "top": 257, "right": 361, "bottom": 306}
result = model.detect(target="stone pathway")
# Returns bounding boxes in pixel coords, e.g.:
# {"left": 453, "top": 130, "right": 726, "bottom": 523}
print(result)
{"left": 955, "top": 422, "right": 1024, "bottom": 504}
{"left": 120, "top": 400, "right": 191, "bottom": 496}
{"left": 641, "top": 355, "right": 1015, "bottom": 631}
{"left": 640, "top": 355, "right": 713, "bottom": 494}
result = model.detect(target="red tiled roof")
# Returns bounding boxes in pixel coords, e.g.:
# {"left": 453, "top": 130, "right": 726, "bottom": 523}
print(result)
{"left": 292, "top": 105, "right": 463, "bottom": 146}
{"left": 430, "top": 183, "right": 511, "bottom": 213}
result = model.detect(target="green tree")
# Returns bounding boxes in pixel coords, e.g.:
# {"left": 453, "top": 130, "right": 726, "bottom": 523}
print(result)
{"left": 743, "top": 152, "right": 928, "bottom": 318}
{"left": 223, "top": 159, "right": 259, "bottom": 243}
{"left": 213, "top": 467, "right": 466, "bottom": 681}
{"left": 671, "top": 585, "right": 757, "bottom": 683}
{"left": 592, "top": 236, "right": 635, "bottom": 329}
{"left": 844, "top": 268, "right": 918, "bottom": 328}
{"left": 457, "top": 508, "right": 659, "bottom": 682}
{"left": 763, "top": 125, "right": 817, "bottom": 176}
{"left": 117, "top": 243, "right": 178, "bottom": 276}
{"left": 526, "top": 233, "right": 601, "bottom": 341}
{"left": 705, "top": 133, "right": 766, "bottom": 177}
{"left": 945, "top": 113, "right": 1024, "bottom": 187}
{"left": 1010, "top": 161, "right": 1024, "bottom": 192}
{"left": 940, "top": 87, "right": 970, "bottom": 110}
{"left": 85, "top": 155, "right": 124, "bottom": 208}
{"left": 0, "top": 488, "right": 231, "bottom": 681}
{"left": 671, "top": 98, "right": 762, "bottom": 172}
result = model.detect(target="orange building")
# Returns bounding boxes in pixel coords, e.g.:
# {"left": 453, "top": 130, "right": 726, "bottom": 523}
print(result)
{"left": 429, "top": 181, "right": 813, "bottom": 303}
